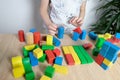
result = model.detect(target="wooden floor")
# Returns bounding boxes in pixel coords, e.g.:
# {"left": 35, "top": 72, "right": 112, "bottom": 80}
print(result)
{"left": 0, "top": 34, "right": 120, "bottom": 80}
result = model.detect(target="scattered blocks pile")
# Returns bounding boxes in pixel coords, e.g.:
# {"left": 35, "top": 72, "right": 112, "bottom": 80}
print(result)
{"left": 72, "top": 27, "right": 87, "bottom": 41}
{"left": 95, "top": 41, "right": 120, "bottom": 70}
{"left": 62, "top": 45, "right": 94, "bottom": 65}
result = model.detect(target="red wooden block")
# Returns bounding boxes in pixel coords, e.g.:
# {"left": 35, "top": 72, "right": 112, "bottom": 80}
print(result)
{"left": 45, "top": 50, "right": 55, "bottom": 65}
{"left": 53, "top": 48, "right": 61, "bottom": 56}
{"left": 95, "top": 54, "right": 104, "bottom": 65}
{"left": 33, "top": 32, "right": 41, "bottom": 44}
{"left": 64, "top": 54, "right": 75, "bottom": 65}
{"left": 73, "top": 27, "right": 82, "bottom": 34}
{"left": 18, "top": 30, "right": 25, "bottom": 42}
{"left": 82, "top": 43, "right": 93, "bottom": 49}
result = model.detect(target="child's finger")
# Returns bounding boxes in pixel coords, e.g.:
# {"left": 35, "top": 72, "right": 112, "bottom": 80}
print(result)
{"left": 78, "top": 20, "right": 84, "bottom": 25}
{"left": 72, "top": 17, "right": 78, "bottom": 23}
{"left": 49, "top": 30, "right": 56, "bottom": 35}
{"left": 48, "top": 25, "right": 57, "bottom": 31}
{"left": 69, "top": 17, "right": 75, "bottom": 23}
{"left": 52, "top": 24, "right": 58, "bottom": 29}
{"left": 77, "top": 18, "right": 82, "bottom": 23}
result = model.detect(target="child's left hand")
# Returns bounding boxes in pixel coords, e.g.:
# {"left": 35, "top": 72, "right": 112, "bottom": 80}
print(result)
{"left": 69, "top": 17, "right": 84, "bottom": 27}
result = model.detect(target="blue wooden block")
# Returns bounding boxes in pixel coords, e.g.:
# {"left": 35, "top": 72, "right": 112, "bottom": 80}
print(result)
{"left": 58, "top": 26, "right": 64, "bottom": 39}
{"left": 115, "top": 33, "right": 120, "bottom": 39}
{"left": 99, "top": 41, "right": 110, "bottom": 57}
{"left": 55, "top": 57, "right": 63, "bottom": 65}
{"left": 100, "top": 63, "right": 109, "bottom": 70}
{"left": 79, "top": 30, "right": 87, "bottom": 40}
{"left": 72, "top": 32, "right": 80, "bottom": 41}
{"left": 113, "top": 56, "right": 117, "bottom": 64}
{"left": 53, "top": 37, "right": 61, "bottom": 46}
{"left": 29, "top": 52, "right": 38, "bottom": 66}
{"left": 88, "top": 31, "right": 98, "bottom": 40}
{"left": 29, "top": 28, "right": 37, "bottom": 33}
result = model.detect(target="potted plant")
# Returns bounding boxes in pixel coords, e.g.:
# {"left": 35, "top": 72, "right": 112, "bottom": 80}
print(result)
{"left": 90, "top": 0, "right": 120, "bottom": 34}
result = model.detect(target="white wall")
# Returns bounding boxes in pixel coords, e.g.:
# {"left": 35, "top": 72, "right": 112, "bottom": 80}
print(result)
{"left": 0, "top": 0, "right": 104, "bottom": 33}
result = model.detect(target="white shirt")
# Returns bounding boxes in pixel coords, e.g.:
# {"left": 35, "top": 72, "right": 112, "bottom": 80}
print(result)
{"left": 49, "top": 0, "right": 87, "bottom": 33}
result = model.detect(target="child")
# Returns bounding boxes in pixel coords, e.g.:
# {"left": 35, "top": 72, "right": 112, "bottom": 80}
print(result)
{"left": 40, "top": 0, "right": 87, "bottom": 35}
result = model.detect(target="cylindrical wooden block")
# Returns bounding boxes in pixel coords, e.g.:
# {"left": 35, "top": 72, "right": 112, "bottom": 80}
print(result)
{"left": 33, "top": 32, "right": 41, "bottom": 44}
{"left": 25, "top": 32, "right": 34, "bottom": 45}
{"left": 18, "top": 30, "right": 25, "bottom": 42}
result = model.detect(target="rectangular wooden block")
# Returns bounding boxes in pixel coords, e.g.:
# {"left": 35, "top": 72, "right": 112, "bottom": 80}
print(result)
{"left": 62, "top": 46, "right": 70, "bottom": 54}
{"left": 46, "top": 35, "right": 53, "bottom": 45}
{"left": 33, "top": 48, "right": 43, "bottom": 59}
{"left": 53, "top": 64, "right": 68, "bottom": 75}
{"left": 103, "top": 58, "right": 113, "bottom": 67}
{"left": 40, "top": 75, "right": 51, "bottom": 80}
{"left": 64, "top": 54, "right": 75, "bottom": 65}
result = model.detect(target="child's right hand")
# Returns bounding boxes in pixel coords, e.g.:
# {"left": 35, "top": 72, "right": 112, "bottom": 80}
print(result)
{"left": 47, "top": 23, "right": 57, "bottom": 35}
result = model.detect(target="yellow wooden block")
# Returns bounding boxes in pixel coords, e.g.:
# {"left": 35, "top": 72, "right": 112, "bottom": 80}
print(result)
{"left": 24, "top": 44, "right": 35, "bottom": 51}
{"left": 103, "top": 58, "right": 113, "bottom": 67}
{"left": 62, "top": 46, "right": 70, "bottom": 54}
{"left": 98, "top": 34, "right": 104, "bottom": 38}
{"left": 33, "top": 48, "right": 43, "bottom": 58}
{"left": 25, "top": 32, "right": 34, "bottom": 45}
{"left": 104, "top": 33, "right": 112, "bottom": 40}
{"left": 40, "top": 75, "right": 51, "bottom": 80}
{"left": 53, "top": 64, "right": 68, "bottom": 75}
{"left": 11, "top": 56, "right": 23, "bottom": 68}
{"left": 46, "top": 35, "right": 53, "bottom": 45}
{"left": 12, "top": 66, "right": 25, "bottom": 78}
{"left": 68, "top": 46, "right": 81, "bottom": 64}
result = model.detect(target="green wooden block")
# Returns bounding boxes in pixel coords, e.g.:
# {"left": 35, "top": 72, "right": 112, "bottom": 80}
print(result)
{"left": 42, "top": 45, "right": 54, "bottom": 50}
{"left": 25, "top": 71, "right": 35, "bottom": 80}
{"left": 44, "top": 66, "right": 55, "bottom": 78}
{"left": 38, "top": 53, "right": 46, "bottom": 62}
{"left": 23, "top": 47, "right": 29, "bottom": 57}
{"left": 92, "top": 47, "right": 100, "bottom": 56}
{"left": 73, "top": 46, "right": 87, "bottom": 64}
{"left": 22, "top": 57, "right": 33, "bottom": 73}
{"left": 95, "top": 38, "right": 105, "bottom": 48}
{"left": 78, "top": 46, "right": 94, "bottom": 63}
{"left": 35, "top": 44, "right": 40, "bottom": 49}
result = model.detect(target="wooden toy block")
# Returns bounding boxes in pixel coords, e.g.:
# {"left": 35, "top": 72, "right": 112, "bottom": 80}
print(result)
{"left": 88, "top": 31, "right": 98, "bottom": 40}
{"left": 25, "top": 32, "right": 34, "bottom": 45}
{"left": 73, "top": 46, "right": 87, "bottom": 64}
{"left": 73, "top": 27, "right": 82, "bottom": 34}
{"left": 42, "top": 45, "right": 54, "bottom": 50}
{"left": 46, "top": 35, "right": 53, "bottom": 45}
{"left": 78, "top": 46, "right": 94, "bottom": 63}
{"left": 79, "top": 30, "right": 87, "bottom": 40}
{"left": 29, "top": 52, "right": 38, "bottom": 66}
{"left": 23, "top": 47, "right": 29, "bottom": 57}
{"left": 38, "top": 53, "right": 46, "bottom": 62}
{"left": 82, "top": 43, "right": 93, "bottom": 49}
{"left": 103, "top": 58, "right": 113, "bottom": 67}
{"left": 99, "top": 41, "right": 110, "bottom": 57}
{"left": 62, "top": 46, "right": 70, "bottom": 54}
{"left": 53, "top": 37, "right": 61, "bottom": 46}
{"left": 25, "top": 71, "right": 35, "bottom": 80}
{"left": 22, "top": 57, "right": 33, "bottom": 73}
{"left": 104, "top": 33, "right": 112, "bottom": 40}
{"left": 29, "top": 28, "right": 37, "bottom": 33}
{"left": 98, "top": 34, "right": 104, "bottom": 38}
{"left": 100, "top": 63, "right": 109, "bottom": 70}
{"left": 11, "top": 56, "right": 23, "bottom": 68}
{"left": 12, "top": 66, "right": 25, "bottom": 78}
{"left": 72, "top": 32, "right": 80, "bottom": 41}
{"left": 45, "top": 50, "right": 55, "bottom": 65}
{"left": 113, "top": 56, "right": 117, "bottom": 64}
{"left": 64, "top": 54, "right": 75, "bottom": 65}
{"left": 95, "top": 54, "right": 104, "bottom": 65}
{"left": 115, "top": 33, "right": 120, "bottom": 39}
{"left": 24, "top": 44, "right": 36, "bottom": 51}
{"left": 35, "top": 44, "right": 40, "bottom": 49}
{"left": 53, "top": 48, "right": 61, "bottom": 56}
{"left": 53, "top": 64, "right": 68, "bottom": 75}
{"left": 33, "top": 32, "right": 41, "bottom": 44}
{"left": 95, "top": 38, "right": 105, "bottom": 48}
{"left": 33, "top": 48, "right": 43, "bottom": 59}
{"left": 58, "top": 26, "right": 64, "bottom": 39}
{"left": 40, "top": 75, "right": 51, "bottom": 80}
{"left": 55, "top": 57, "right": 63, "bottom": 65}
{"left": 92, "top": 47, "right": 100, "bottom": 56}
{"left": 68, "top": 46, "right": 81, "bottom": 64}
{"left": 18, "top": 30, "right": 25, "bottom": 42}
{"left": 44, "top": 66, "right": 55, "bottom": 78}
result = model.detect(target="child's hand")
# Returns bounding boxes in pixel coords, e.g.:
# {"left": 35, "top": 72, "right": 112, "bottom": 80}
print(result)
{"left": 47, "top": 23, "right": 57, "bottom": 35}
{"left": 69, "top": 17, "right": 84, "bottom": 27}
